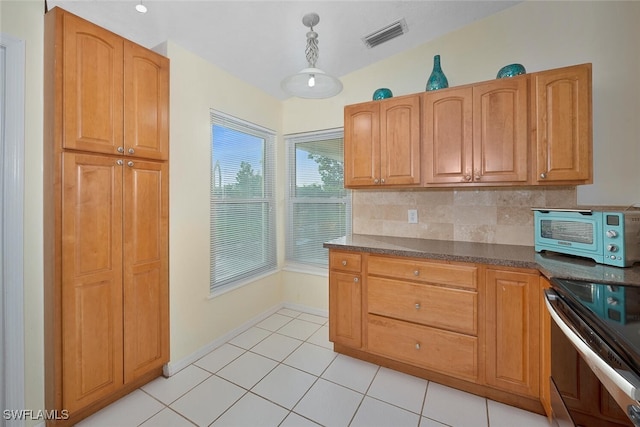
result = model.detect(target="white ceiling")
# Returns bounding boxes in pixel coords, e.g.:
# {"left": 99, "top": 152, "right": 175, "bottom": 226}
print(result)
{"left": 47, "top": 0, "right": 521, "bottom": 100}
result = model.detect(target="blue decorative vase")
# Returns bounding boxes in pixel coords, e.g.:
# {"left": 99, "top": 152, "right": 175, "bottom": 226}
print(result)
{"left": 372, "top": 88, "right": 393, "bottom": 100}
{"left": 426, "top": 54, "right": 449, "bottom": 91}
{"left": 496, "top": 63, "right": 526, "bottom": 79}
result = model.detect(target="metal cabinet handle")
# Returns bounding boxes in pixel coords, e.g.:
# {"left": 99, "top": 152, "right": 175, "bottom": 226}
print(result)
{"left": 116, "top": 159, "right": 123, "bottom": 166}
{"left": 374, "top": 178, "right": 379, "bottom": 184}
{"left": 415, "top": 303, "right": 421, "bottom": 310}
{"left": 117, "top": 146, "right": 125, "bottom": 153}
{"left": 128, "top": 148, "right": 135, "bottom": 154}
{"left": 413, "top": 270, "right": 420, "bottom": 276}
{"left": 127, "top": 161, "right": 134, "bottom": 167}
{"left": 415, "top": 343, "right": 421, "bottom": 350}
{"left": 540, "top": 172, "right": 547, "bottom": 179}
{"left": 353, "top": 277, "right": 359, "bottom": 283}
{"left": 474, "top": 169, "right": 481, "bottom": 181}
{"left": 380, "top": 178, "right": 385, "bottom": 184}
{"left": 342, "top": 260, "right": 347, "bottom": 266}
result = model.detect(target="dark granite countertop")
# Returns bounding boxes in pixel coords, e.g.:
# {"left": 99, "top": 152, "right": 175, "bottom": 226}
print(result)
{"left": 324, "top": 234, "right": 640, "bottom": 286}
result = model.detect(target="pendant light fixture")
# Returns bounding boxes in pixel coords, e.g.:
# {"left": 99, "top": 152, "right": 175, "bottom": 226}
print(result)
{"left": 135, "top": 1, "right": 147, "bottom": 13}
{"left": 281, "top": 13, "right": 343, "bottom": 99}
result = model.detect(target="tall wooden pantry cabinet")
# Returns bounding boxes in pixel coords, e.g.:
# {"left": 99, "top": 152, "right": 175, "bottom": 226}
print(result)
{"left": 44, "top": 8, "right": 170, "bottom": 425}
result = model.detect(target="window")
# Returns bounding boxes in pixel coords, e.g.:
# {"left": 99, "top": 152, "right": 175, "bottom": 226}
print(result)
{"left": 210, "top": 111, "right": 276, "bottom": 293}
{"left": 286, "top": 129, "right": 351, "bottom": 267}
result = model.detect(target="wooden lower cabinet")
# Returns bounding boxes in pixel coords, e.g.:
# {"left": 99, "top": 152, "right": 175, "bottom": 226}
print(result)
{"left": 328, "top": 251, "right": 363, "bottom": 348}
{"left": 485, "top": 267, "right": 540, "bottom": 398}
{"left": 367, "top": 314, "right": 478, "bottom": 382}
{"left": 328, "top": 250, "right": 545, "bottom": 414}
{"left": 47, "top": 153, "right": 169, "bottom": 424}
{"left": 61, "top": 154, "right": 125, "bottom": 412}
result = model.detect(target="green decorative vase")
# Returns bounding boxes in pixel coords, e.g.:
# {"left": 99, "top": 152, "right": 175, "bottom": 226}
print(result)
{"left": 426, "top": 54, "right": 449, "bottom": 91}
{"left": 372, "top": 88, "right": 393, "bottom": 100}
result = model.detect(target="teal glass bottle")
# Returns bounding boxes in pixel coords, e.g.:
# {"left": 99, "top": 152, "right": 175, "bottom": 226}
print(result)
{"left": 425, "top": 54, "right": 449, "bottom": 91}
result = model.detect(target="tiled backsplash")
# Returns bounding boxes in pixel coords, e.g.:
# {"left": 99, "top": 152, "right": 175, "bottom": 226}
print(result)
{"left": 352, "top": 187, "right": 577, "bottom": 246}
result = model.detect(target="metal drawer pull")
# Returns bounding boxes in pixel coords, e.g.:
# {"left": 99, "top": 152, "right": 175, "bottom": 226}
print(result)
{"left": 415, "top": 343, "right": 421, "bottom": 350}
{"left": 415, "top": 303, "right": 421, "bottom": 310}
{"left": 127, "top": 161, "right": 134, "bottom": 167}
{"left": 413, "top": 270, "right": 420, "bottom": 276}
{"left": 128, "top": 148, "right": 135, "bottom": 154}
{"left": 353, "top": 277, "right": 359, "bottom": 283}
{"left": 342, "top": 260, "right": 347, "bottom": 266}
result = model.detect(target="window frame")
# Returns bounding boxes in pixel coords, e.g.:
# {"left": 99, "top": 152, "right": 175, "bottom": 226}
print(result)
{"left": 209, "top": 110, "right": 277, "bottom": 295}
{"left": 285, "top": 128, "right": 351, "bottom": 270}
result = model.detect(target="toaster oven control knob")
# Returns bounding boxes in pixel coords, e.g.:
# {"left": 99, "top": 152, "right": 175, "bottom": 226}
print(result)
{"left": 607, "top": 244, "right": 619, "bottom": 253}
{"left": 606, "top": 230, "right": 618, "bottom": 238}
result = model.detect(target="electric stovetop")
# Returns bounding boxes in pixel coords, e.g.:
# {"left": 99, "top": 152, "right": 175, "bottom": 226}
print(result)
{"left": 552, "top": 278, "right": 640, "bottom": 376}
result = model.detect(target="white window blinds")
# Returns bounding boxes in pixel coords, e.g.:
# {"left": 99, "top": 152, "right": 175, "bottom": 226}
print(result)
{"left": 286, "top": 129, "right": 351, "bottom": 267}
{"left": 210, "top": 110, "right": 276, "bottom": 293}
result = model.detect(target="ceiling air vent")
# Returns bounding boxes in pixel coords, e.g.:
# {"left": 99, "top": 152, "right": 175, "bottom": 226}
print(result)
{"left": 362, "top": 18, "right": 408, "bottom": 49}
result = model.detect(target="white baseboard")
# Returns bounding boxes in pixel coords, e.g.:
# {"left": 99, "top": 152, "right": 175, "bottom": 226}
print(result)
{"left": 163, "top": 301, "right": 326, "bottom": 377}
{"left": 282, "top": 302, "right": 328, "bottom": 318}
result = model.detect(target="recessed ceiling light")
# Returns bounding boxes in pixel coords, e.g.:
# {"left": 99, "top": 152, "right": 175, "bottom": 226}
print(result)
{"left": 135, "top": 2, "right": 147, "bottom": 13}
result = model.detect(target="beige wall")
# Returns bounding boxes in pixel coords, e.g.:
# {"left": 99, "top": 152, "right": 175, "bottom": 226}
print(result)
{"left": 5, "top": 0, "right": 640, "bottom": 422}
{"left": 164, "top": 40, "right": 285, "bottom": 362}
{"left": 1, "top": 0, "right": 45, "bottom": 424}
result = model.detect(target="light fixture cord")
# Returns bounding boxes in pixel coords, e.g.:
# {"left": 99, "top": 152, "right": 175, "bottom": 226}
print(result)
{"left": 305, "top": 28, "right": 319, "bottom": 68}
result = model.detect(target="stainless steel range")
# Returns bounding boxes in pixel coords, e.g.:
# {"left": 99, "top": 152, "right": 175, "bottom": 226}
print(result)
{"left": 545, "top": 278, "right": 640, "bottom": 426}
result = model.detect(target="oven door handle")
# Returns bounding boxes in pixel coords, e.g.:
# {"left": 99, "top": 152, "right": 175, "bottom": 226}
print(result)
{"left": 545, "top": 289, "right": 640, "bottom": 401}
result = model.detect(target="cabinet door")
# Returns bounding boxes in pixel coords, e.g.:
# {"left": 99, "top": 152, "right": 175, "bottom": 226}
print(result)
{"left": 124, "top": 42, "right": 170, "bottom": 160}
{"left": 329, "top": 271, "right": 362, "bottom": 348}
{"left": 473, "top": 78, "right": 529, "bottom": 183}
{"left": 422, "top": 87, "right": 473, "bottom": 184}
{"left": 485, "top": 268, "right": 540, "bottom": 397}
{"left": 344, "top": 103, "right": 380, "bottom": 187}
{"left": 62, "top": 12, "right": 124, "bottom": 155}
{"left": 123, "top": 159, "right": 169, "bottom": 383}
{"left": 534, "top": 64, "right": 592, "bottom": 183}
{"left": 380, "top": 96, "right": 421, "bottom": 185}
{"left": 61, "top": 153, "right": 124, "bottom": 412}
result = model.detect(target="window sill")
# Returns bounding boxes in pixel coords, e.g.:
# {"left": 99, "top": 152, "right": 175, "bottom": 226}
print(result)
{"left": 282, "top": 263, "right": 328, "bottom": 277}
{"left": 208, "top": 269, "right": 279, "bottom": 299}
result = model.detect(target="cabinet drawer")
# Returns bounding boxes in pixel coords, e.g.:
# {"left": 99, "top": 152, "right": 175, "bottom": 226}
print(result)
{"left": 330, "top": 251, "right": 362, "bottom": 273}
{"left": 368, "top": 277, "right": 477, "bottom": 335}
{"left": 368, "top": 256, "right": 477, "bottom": 290}
{"left": 367, "top": 314, "right": 478, "bottom": 382}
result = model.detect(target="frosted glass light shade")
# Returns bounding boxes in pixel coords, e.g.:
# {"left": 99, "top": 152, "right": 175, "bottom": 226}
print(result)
{"left": 281, "top": 67, "right": 343, "bottom": 99}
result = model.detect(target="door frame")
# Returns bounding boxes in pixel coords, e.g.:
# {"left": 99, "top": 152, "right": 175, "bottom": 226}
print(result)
{"left": 1, "top": 32, "right": 26, "bottom": 425}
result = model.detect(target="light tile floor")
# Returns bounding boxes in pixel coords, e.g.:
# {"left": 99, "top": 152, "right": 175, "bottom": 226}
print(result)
{"left": 77, "top": 308, "right": 550, "bottom": 427}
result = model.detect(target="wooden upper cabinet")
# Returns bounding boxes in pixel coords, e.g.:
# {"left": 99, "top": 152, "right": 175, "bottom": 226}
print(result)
{"left": 123, "top": 159, "right": 169, "bottom": 383}
{"left": 344, "top": 95, "right": 420, "bottom": 187}
{"left": 59, "top": 10, "right": 169, "bottom": 160}
{"left": 380, "top": 96, "right": 421, "bottom": 186}
{"left": 62, "top": 11, "right": 124, "bottom": 155}
{"left": 533, "top": 63, "right": 592, "bottom": 183}
{"left": 344, "top": 103, "right": 380, "bottom": 187}
{"left": 472, "top": 78, "right": 529, "bottom": 183}
{"left": 422, "top": 77, "right": 528, "bottom": 185}
{"left": 422, "top": 87, "right": 473, "bottom": 184}
{"left": 124, "top": 42, "right": 170, "bottom": 160}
